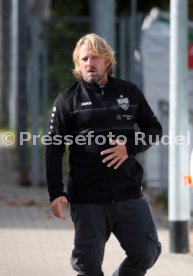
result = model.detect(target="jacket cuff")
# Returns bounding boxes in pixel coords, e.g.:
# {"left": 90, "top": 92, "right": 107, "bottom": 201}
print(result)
{"left": 50, "top": 192, "right": 69, "bottom": 203}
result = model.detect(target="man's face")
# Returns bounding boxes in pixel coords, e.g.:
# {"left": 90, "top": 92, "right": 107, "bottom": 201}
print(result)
{"left": 78, "top": 43, "right": 110, "bottom": 86}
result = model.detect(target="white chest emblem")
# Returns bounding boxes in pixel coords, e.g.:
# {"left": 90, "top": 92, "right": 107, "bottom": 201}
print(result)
{"left": 116, "top": 95, "right": 129, "bottom": 110}
{"left": 81, "top": 101, "right": 92, "bottom": 107}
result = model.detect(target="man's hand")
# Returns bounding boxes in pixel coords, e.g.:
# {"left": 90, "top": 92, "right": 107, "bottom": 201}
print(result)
{"left": 50, "top": 196, "right": 68, "bottom": 220}
{"left": 101, "top": 139, "right": 128, "bottom": 169}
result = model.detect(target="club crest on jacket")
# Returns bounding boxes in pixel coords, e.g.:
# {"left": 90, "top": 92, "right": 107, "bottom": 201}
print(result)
{"left": 116, "top": 95, "right": 129, "bottom": 110}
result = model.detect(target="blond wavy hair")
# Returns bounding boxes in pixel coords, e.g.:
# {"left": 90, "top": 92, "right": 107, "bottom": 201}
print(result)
{"left": 72, "top": 33, "right": 116, "bottom": 79}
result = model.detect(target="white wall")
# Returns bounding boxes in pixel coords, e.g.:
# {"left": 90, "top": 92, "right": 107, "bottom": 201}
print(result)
{"left": 141, "top": 17, "right": 193, "bottom": 204}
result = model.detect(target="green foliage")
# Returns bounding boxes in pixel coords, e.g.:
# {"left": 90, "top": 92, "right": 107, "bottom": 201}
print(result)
{"left": 47, "top": 21, "right": 89, "bottom": 103}
{"left": 189, "top": 28, "right": 193, "bottom": 42}
{"left": 45, "top": 1, "right": 89, "bottom": 102}
{"left": 155, "top": 193, "right": 168, "bottom": 210}
{"left": 51, "top": 0, "right": 89, "bottom": 16}
{"left": 117, "top": 0, "right": 170, "bottom": 16}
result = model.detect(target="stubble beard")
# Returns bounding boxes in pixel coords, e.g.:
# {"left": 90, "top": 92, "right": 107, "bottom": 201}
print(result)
{"left": 84, "top": 71, "right": 107, "bottom": 86}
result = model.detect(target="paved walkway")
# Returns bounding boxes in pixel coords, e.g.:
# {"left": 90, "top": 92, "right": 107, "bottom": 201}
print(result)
{"left": 0, "top": 136, "right": 193, "bottom": 275}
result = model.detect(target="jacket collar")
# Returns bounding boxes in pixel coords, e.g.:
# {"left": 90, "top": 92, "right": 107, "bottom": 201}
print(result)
{"left": 80, "top": 76, "right": 114, "bottom": 93}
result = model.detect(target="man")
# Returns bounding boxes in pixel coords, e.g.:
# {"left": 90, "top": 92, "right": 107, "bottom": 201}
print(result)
{"left": 46, "top": 33, "right": 162, "bottom": 276}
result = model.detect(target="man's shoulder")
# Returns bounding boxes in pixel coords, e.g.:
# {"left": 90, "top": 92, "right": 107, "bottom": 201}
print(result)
{"left": 59, "top": 80, "right": 81, "bottom": 99}
{"left": 111, "top": 77, "right": 139, "bottom": 90}
{"left": 111, "top": 77, "right": 142, "bottom": 94}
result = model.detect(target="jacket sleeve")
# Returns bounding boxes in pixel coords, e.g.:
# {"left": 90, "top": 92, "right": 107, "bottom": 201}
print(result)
{"left": 126, "top": 87, "right": 162, "bottom": 156}
{"left": 46, "top": 92, "right": 70, "bottom": 202}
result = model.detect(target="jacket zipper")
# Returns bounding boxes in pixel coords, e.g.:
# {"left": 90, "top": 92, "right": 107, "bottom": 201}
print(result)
{"left": 101, "top": 88, "right": 112, "bottom": 131}
{"left": 101, "top": 88, "right": 116, "bottom": 204}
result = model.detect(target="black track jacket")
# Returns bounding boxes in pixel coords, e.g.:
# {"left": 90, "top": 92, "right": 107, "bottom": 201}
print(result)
{"left": 46, "top": 77, "right": 162, "bottom": 203}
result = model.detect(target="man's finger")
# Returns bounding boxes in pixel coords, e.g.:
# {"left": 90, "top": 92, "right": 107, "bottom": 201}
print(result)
{"left": 114, "top": 158, "right": 127, "bottom": 170}
{"left": 51, "top": 205, "right": 60, "bottom": 217}
{"left": 101, "top": 147, "right": 115, "bottom": 155}
{"left": 61, "top": 197, "right": 68, "bottom": 204}
{"left": 54, "top": 205, "right": 65, "bottom": 220}
{"left": 102, "top": 153, "right": 116, "bottom": 163}
{"left": 106, "top": 157, "right": 120, "bottom": 168}
{"left": 50, "top": 197, "right": 67, "bottom": 220}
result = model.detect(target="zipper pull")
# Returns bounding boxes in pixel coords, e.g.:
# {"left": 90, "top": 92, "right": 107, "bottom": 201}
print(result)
{"left": 101, "top": 89, "right": 104, "bottom": 96}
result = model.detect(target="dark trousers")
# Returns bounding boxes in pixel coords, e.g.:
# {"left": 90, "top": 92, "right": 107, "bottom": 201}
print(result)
{"left": 70, "top": 197, "right": 161, "bottom": 276}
